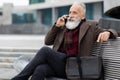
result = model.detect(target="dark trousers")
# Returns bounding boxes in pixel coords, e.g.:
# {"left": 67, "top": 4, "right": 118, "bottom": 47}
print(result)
{"left": 11, "top": 47, "right": 67, "bottom": 80}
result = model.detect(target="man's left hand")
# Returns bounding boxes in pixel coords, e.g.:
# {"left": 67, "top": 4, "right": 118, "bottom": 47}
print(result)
{"left": 97, "top": 31, "right": 110, "bottom": 42}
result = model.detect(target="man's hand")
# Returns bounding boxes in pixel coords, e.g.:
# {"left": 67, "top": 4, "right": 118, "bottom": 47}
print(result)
{"left": 97, "top": 31, "right": 110, "bottom": 42}
{"left": 55, "top": 15, "right": 68, "bottom": 28}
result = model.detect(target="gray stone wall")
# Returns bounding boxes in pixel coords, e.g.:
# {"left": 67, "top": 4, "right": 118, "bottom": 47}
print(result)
{"left": 2, "top": 3, "right": 13, "bottom": 25}
{"left": 0, "top": 23, "right": 49, "bottom": 34}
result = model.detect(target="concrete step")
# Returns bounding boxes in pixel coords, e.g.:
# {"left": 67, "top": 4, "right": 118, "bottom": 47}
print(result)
{"left": 0, "top": 57, "right": 17, "bottom": 63}
{"left": 0, "top": 78, "right": 10, "bottom": 80}
{"left": 0, "top": 52, "right": 35, "bottom": 68}
{"left": 0, "top": 51, "right": 36, "bottom": 68}
{"left": 0, "top": 52, "right": 36, "bottom": 57}
{"left": 0, "top": 35, "right": 45, "bottom": 80}
{"left": 0, "top": 62, "right": 13, "bottom": 68}
{"left": 0, "top": 48, "right": 39, "bottom": 52}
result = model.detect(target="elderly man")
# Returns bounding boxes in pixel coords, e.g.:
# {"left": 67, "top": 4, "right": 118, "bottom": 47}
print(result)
{"left": 11, "top": 3, "right": 118, "bottom": 80}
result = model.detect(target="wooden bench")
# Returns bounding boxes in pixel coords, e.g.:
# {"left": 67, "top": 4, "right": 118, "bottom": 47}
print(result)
{"left": 13, "top": 37, "right": 120, "bottom": 80}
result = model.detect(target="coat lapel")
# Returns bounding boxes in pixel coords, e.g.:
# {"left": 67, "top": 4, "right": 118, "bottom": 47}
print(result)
{"left": 55, "top": 28, "right": 67, "bottom": 51}
{"left": 79, "top": 21, "right": 90, "bottom": 43}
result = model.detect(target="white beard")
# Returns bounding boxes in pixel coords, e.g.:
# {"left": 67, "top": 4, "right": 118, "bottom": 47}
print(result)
{"left": 65, "top": 18, "right": 81, "bottom": 30}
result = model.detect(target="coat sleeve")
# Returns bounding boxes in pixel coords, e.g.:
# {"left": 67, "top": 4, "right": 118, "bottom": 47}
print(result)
{"left": 44, "top": 24, "right": 62, "bottom": 45}
{"left": 106, "top": 29, "right": 118, "bottom": 39}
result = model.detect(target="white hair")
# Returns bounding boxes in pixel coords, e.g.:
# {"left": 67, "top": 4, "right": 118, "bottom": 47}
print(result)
{"left": 73, "top": 2, "right": 86, "bottom": 13}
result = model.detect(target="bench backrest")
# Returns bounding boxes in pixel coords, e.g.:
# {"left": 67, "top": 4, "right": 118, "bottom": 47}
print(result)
{"left": 102, "top": 37, "right": 120, "bottom": 79}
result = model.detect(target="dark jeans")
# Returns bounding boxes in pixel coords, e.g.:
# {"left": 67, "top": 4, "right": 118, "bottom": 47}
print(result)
{"left": 11, "top": 47, "right": 67, "bottom": 80}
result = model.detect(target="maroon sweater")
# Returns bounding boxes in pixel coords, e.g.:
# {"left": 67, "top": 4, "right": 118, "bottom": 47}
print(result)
{"left": 58, "top": 25, "right": 80, "bottom": 56}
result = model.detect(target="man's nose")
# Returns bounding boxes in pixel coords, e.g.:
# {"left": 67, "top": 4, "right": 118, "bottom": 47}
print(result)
{"left": 69, "top": 13, "right": 74, "bottom": 18}
{"left": 69, "top": 15, "right": 74, "bottom": 18}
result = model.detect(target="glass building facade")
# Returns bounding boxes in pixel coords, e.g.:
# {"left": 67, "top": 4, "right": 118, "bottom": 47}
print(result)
{"left": 12, "top": 13, "right": 35, "bottom": 24}
{"left": 0, "top": 12, "right": 2, "bottom": 15}
{"left": 57, "top": 6, "right": 70, "bottom": 18}
{"left": 101, "top": 2, "right": 109, "bottom": 18}
{"left": 40, "top": 4, "right": 95, "bottom": 25}
{"left": 86, "top": 3, "right": 94, "bottom": 20}
{"left": 40, "top": 6, "right": 70, "bottom": 26}
{"left": 41, "top": 8, "right": 52, "bottom": 25}
{"left": 16, "top": 0, "right": 104, "bottom": 26}
{"left": 29, "top": 0, "right": 45, "bottom": 4}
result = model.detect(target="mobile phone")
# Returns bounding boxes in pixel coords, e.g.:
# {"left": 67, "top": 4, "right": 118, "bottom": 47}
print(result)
{"left": 64, "top": 15, "right": 69, "bottom": 24}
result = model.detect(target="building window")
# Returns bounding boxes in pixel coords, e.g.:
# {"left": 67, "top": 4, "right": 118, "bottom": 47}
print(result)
{"left": 86, "top": 3, "right": 94, "bottom": 20}
{"left": 29, "top": 0, "right": 45, "bottom": 4}
{"left": 41, "top": 8, "right": 52, "bottom": 25}
{"left": 57, "top": 6, "right": 70, "bottom": 18}
{"left": 101, "top": 2, "right": 109, "bottom": 18}
{"left": 12, "top": 13, "right": 35, "bottom": 24}
{"left": 24, "top": 14, "right": 35, "bottom": 22}
{"left": 0, "top": 12, "right": 2, "bottom": 15}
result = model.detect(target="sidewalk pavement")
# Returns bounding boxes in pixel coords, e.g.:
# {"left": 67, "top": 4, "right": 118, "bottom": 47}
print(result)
{"left": 0, "top": 68, "right": 18, "bottom": 80}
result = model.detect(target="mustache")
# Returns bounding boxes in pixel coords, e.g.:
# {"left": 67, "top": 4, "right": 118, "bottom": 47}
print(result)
{"left": 67, "top": 17, "right": 81, "bottom": 22}
{"left": 67, "top": 17, "right": 76, "bottom": 21}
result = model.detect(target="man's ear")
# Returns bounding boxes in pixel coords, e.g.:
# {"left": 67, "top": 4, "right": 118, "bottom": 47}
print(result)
{"left": 81, "top": 13, "right": 85, "bottom": 20}
{"left": 81, "top": 17, "right": 85, "bottom": 20}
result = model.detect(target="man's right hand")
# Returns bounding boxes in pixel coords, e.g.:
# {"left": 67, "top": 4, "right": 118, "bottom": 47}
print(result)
{"left": 55, "top": 15, "right": 68, "bottom": 28}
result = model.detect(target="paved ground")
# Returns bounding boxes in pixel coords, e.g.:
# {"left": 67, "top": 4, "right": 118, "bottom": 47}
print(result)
{"left": 0, "top": 34, "right": 45, "bottom": 49}
{"left": 0, "top": 68, "right": 18, "bottom": 80}
{"left": 0, "top": 35, "right": 45, "bottom": 80}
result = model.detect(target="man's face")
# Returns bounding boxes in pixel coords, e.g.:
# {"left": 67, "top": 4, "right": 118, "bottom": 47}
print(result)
{"left": 69, "top": 4, "right": 85, "bottom": 20}
{"left": 65, "top": 4, "right": 85, "bottom": 30}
